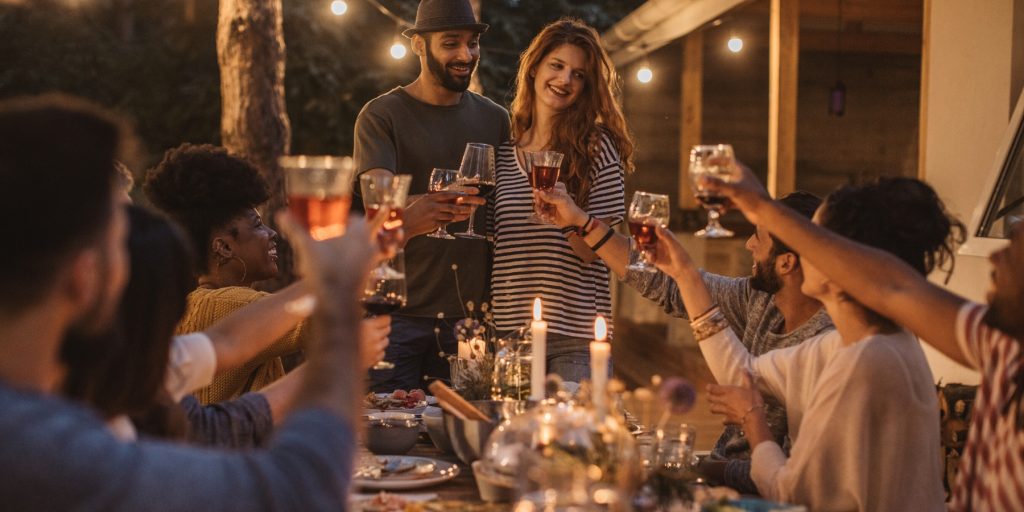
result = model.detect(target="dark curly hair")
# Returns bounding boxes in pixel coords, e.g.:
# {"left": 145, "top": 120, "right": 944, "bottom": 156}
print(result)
{"left": 143, "top": 143, "right": 269, "bottom": 275}
{"left": 819, "top": 177, "right": 965, "bottom": 279}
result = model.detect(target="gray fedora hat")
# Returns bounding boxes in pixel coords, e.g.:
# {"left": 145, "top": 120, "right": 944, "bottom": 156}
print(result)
{"left": 402, "top": 0, "right": 489, "bottom": 38}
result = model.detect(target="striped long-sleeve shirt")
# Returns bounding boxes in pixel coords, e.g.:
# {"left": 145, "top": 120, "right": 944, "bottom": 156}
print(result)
{"left": 490, "top": 133, "right": 625, "bottom": 339}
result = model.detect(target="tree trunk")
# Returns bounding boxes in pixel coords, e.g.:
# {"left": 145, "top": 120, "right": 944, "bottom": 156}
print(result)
{"left": 217, "top": 0, "right": 293, "bottom": 287}
{"left": 469, "top": 0, "right": 483, "bottom": 95}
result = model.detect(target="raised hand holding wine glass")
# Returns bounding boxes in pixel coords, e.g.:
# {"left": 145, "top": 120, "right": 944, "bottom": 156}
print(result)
{"left": 627, "top": 191, "right": 670, "bottom": 273}
{"left": 689, "top": 144, "right": 737, "bottom": 238}
{"left": 454, "top": 142, "right": 495, "bottom": 240}
{"left": 525, "top": 150, "right": 564, "bottom": 224}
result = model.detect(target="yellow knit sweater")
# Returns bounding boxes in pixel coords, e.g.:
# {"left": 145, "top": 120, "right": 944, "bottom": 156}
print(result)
{"left": 176, "top": 286, "right": 305, "bottom": 404}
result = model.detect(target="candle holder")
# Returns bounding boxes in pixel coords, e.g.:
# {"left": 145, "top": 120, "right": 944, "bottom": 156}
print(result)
{"left": 491, "top": 329, "right": 532, "bottom": 401}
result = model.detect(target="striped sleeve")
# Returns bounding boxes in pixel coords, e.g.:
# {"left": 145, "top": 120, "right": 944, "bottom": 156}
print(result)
{"left": 955, "top": 301, "right": 988, "bottom": 371}
{"left": 586, "top": 132, "right": 626, "bottom": 224}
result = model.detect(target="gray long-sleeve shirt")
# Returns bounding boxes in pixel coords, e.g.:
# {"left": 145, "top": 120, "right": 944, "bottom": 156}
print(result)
{"left": 0, "top": 382, "right": 354, "bottom": 511}
{"left": 180, "top": 392, "right": 274, "bottom": 449}
{"left": 624, "top": 267, "right": 833, "bottom": 493}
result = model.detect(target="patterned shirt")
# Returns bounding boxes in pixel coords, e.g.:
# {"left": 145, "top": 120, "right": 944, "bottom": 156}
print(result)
{"left": 490, "top": 134, "right": 625, "bottom": 339}
{"left": 949, "top": 302, "right": 1024, "bottom": 511}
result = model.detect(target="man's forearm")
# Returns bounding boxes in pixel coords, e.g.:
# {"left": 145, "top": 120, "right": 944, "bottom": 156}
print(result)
{"left": 294, "top": 276, "right": 363, "bottom": 427}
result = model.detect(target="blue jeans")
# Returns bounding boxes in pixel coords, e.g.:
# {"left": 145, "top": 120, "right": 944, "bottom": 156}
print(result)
{"left": 545, "top": 336, "right": 609, "bottom": 384}
{"left": 369, "top": 315, "right": 458, "bottom": 393}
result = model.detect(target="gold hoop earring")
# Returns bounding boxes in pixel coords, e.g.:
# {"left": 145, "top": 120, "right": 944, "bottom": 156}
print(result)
{"left": 216, "top": 255, "right": 248, "bottom": 286}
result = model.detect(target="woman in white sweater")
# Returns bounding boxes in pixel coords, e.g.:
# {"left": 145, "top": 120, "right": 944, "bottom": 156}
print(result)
{"left": 653, "top": 176, "right": 956, "bottom": 511}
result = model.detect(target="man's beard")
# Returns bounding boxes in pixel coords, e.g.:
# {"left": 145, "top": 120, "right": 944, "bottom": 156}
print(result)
{"left": 425, "top": 45, "right": 476, "bottom": 93}
{"left": 750, "top": 257, "right": 783, "bottom": 294}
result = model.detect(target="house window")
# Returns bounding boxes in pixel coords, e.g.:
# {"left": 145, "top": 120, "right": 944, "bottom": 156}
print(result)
{"left": 978, "top": 116, "right": 1024, "bottom": 239}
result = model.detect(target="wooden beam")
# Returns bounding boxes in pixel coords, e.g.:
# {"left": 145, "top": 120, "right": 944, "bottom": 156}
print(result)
{"left": 768, "top": 0, "right": 799, "bottom": 198}
{"left": 917, "top": 0, "right": 931, "bottom": 179}
{"left": 679, "top": 32, "right": 704, "bottom": 209}
{"left": 800, "top": 29, "right": 922, "bottom": 55}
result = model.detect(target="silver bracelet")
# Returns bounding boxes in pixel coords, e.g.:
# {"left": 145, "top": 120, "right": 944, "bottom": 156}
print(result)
{"left": 690, "top": 306, "right": 729, "bottom": 341}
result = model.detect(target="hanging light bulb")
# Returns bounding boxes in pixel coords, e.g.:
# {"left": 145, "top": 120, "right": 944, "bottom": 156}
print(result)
{"left": 727, "top": 36, "right": 743, "bottom": 53}
{"left": 330, "top": 0, "right": 347, "bottom": 16}
{"left": 390, "top": 40, "right": 408, "bottom": 60}
{"left": 636, "top": 63, "right": 653, "bottom": 84}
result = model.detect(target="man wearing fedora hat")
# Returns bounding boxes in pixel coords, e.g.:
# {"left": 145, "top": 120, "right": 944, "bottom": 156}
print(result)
{"left": 354, "top": 0, "right": 510, "bottom": 392}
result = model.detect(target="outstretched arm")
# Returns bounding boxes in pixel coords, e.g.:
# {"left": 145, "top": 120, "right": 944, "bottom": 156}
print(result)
{"left": 706, "top": 167, "right": 969, "bottom": 366}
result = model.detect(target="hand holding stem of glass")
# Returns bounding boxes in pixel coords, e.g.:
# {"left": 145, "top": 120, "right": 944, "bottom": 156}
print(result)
{"left": 525, "top": 150, "right": 563, "bottom": 223}
{"left": 626, "top": 191, "right": 670, "bottom": 273}
{"left": 281, "top": 155, "right": 355, "bottom": 241}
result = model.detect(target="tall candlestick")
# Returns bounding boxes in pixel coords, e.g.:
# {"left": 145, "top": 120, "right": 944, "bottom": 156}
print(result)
{"left": 530, "top": 298, "right": 547, "bottom": 401}
{"left": 590, "top": 316, "right": 610, "bottom": 421}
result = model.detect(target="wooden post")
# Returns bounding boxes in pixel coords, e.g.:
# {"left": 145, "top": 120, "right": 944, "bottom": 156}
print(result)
{"left": 218, "top": 0, "right": 293, "bottom": 284}
{"left": 917, "top": 0, "right": 931, "bottom": 179}
{"left": 679, "top": 32, "right": 703, "bottom": 209}
{"left": 768, "top": 0, "right": 799, "bottom": 198}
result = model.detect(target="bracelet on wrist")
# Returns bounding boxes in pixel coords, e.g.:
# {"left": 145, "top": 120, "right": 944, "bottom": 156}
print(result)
{"left": 588, "top": 226, "right": 615, "bottom": 252}
{"left": 575, "top": 215, "right": 597, "bottom": 237}
{"left": 690, "top": 306, "right": 729, "bottom": 341}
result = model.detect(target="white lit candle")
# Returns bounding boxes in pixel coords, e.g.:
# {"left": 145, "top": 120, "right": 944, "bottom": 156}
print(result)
{"left": 469, "top": 337, "right": 486, "bottom": 360}
{"left": 530, "top": 298, "right": 547, "bottom": 401}
{"left": 590, "top": 316, "right": 610, "bottom": 421}
{"left": 458, "top": 340, "right": 472, "bottom": 360}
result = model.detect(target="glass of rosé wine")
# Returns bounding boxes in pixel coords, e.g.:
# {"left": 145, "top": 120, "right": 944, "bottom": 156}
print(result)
{"left": 281, "top": 155, "right": 355, "bottom": 241}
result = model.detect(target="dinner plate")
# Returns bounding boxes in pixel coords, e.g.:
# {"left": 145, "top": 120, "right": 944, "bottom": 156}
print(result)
{"left": 354, "top": 456, "right": 460, "bottom": 490}
{"left": 364, "top": 394, "right": 439, "bottom": 415}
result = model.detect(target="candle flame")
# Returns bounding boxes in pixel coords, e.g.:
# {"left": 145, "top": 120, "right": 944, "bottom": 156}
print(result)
{"left": 533, "top": 297, "right": 542, "bottom": 321}
{"left": 594, "top": 315, "right": 608, "bottom": 341}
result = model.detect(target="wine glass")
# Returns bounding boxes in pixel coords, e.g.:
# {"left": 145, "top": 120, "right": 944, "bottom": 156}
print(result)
{"left": 359, "top": 173, "right": 411, "bottom": 277}
{"left": 626, "top": 191, "right": 670, "bottom": 273}
{"left": 280, "top": 155, "right": 354, "bottom": 240}
{"left": 426, "top": 168, "right": 461, "bottom": 240}
{"left": 454, "top": 143, "right": 495, "bottom": 240}
{"left": 524, "top": 150, "right": 564, "bottom": 224}
{"left": 362, "top": 250, "right": 407, "bottom": 371}
{"left": 689, "top": 144, "right": 736, "bottom": 238}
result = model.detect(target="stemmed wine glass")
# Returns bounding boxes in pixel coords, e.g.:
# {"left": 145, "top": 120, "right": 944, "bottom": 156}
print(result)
{"left": 626, "top": 191, "right": 670, "bottom": 273}
{"left": 524, "top": 150, "right": 564, "bottom": 224}
{"left": 427, "top": 168, "right": 461, "bottom": 240}
{"left": 360, "top": 173, "right": 411, "bottom": 278}
{"left": 362, "top": 250, "right": 407, "bottom": 371}
{"left": 689, "top": 144, "right": 736, "bottom": 238}
{"left": 454, "top": 143, "right": 495, "bottom": 239}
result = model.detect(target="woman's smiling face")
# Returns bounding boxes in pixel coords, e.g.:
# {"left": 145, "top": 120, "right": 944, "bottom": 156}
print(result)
{"left": 223, "top": 208, "right": 278, "bottom": 284}
{"left": 532, "top": 43, "right": 588, "bottom": 114}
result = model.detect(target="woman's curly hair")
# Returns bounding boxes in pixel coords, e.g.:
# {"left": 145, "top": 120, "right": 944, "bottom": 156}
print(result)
{"left": 820, "top": 177, "right": 966, "bottom": 280}
{"left": 143, "top": 143, "right": 269, "bottom": 275}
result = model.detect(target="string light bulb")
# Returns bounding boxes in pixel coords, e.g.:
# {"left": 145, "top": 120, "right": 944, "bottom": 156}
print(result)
{"left": 330, "top": 0, "right": 348, "bottom": 16}
{"left": 727, "top": 36, "right": 743, "bottom": 53}
{"left": 636, "top": 64, "right": 653, "bottom": 84}
{"left": 390, "top": 40, "right": 407, "bottom": 60}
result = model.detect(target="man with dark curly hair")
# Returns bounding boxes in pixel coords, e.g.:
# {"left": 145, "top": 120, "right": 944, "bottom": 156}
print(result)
{"left": 0, "top": 94, "right": 370, "bottom": 510}
{"left": 145, "top": 143, "right": 390, "bottom": 403}
{"left": 354, "top": 0, "right": 510, "bottom": 391}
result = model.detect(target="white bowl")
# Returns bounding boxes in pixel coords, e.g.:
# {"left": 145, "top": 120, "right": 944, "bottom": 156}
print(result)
{"left": 422, "top": 406, "right": 453, "bottom": 453}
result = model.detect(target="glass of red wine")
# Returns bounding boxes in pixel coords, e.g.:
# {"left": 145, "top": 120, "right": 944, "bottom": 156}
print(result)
{"left": 280, "top": 155, "right": 355, "bottom": 240}
{"left": 627, "top": 191, "right": 670, "bottom": 273}
{"left": 454, "top": 143, "right": 496, "bottom": 240}
{"left": 689, "top": 144, "right": 736, "bottom": 238}
{"left": 524, "top": 150, "right": 564, "bottom": 224}
{"left": 359, "top": 173, "right": 411, "bottom": 278}
{"left": 427, "top": 168, "right": 461, "bottom": 240}
{"left": 362, "top": 250, "right": 407, "bottom": 371}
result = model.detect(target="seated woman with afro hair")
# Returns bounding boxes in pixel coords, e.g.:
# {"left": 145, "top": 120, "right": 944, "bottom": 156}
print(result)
{"left": 145, "top": 143, "right": 390, "bottom": 404}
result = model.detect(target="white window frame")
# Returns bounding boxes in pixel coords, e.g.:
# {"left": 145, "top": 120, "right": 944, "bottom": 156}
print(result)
{"left": 959, "top": 88, "right": 1024, "bottom": 257}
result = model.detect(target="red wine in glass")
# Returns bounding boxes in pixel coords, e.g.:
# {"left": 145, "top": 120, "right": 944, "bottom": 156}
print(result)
{"left": 629, "top": 220, "right": 660, "bottom": 258}
{"left": 288, "top": 195, "right": 351, "bottom": 241}
{"left": 360, "top": 296, "right": 404, "bottom": 316}
{"left": 530, "top": 165, "right": 560, "bottom": 190}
